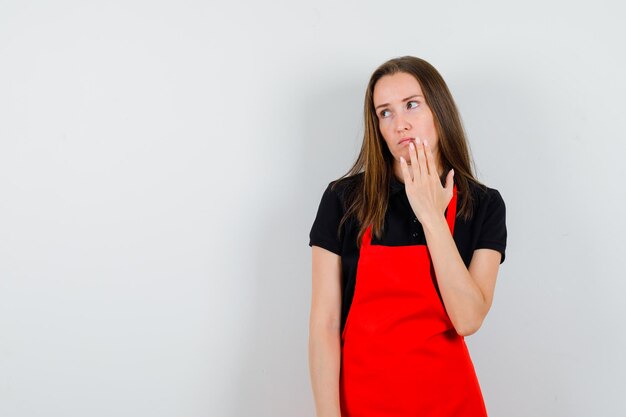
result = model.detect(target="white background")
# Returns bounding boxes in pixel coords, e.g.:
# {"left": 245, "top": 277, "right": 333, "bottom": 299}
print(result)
{"left": 1, "top": 1, "right": 625, "bottom": 416}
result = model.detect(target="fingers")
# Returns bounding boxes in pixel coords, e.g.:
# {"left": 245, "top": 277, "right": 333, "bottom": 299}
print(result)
{"left": 445, "top": 168, "right": 454, "bottom": 191}
{"left": 399, "top": 156, "right": 412, "bottom": 182}
{"left": 416, "top": 138, "right": 428, "bottom": 177}
{"left": 423, "top": 139, "right": 437, "bottom": 177}
{"left": 408, "top": 141, "right": 419, "bottom": 180}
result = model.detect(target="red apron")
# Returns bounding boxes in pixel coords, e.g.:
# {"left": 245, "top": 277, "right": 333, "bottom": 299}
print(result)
{"left": 339, "top": 185, "right": 488, "bottom": 416}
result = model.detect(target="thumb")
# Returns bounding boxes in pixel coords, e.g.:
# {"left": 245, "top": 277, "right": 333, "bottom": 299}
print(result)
{"left": 445, "top": 168, "right": 454, "bottom": 191}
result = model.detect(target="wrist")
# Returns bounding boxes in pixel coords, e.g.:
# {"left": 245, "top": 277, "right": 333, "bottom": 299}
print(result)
{"left": 421, "top": 212, "right": 448, "bottom": 235}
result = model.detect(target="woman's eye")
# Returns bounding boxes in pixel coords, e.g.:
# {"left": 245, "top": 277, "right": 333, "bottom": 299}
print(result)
{"left": 380, "top": 109, "right": 391, "bottom": 118}
{"left": 407, "top": 100, "right": 419, "bottom": 109}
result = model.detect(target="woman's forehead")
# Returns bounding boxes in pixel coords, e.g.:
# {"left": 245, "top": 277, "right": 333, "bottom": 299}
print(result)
{"left": 373, "top": 72, "right": 424, "bottom": 105}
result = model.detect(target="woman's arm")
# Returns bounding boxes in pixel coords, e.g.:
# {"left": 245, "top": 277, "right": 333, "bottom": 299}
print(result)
{"left": 422, "top": 217, "right": 501, "bottom": 336}
{"left": 309, "top": 246, "right": 343, "bottom": 417}
{"left": 399, "top": 139, "right": 502, "bottom": 336}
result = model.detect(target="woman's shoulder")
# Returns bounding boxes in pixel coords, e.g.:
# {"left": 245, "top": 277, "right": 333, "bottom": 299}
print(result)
{"left": 329, "top": 171, "right": 364, "bottom": 189}
{"left": 462, "top": 178, "right": 507, "bottom": 263}
{"left": 465, "top": 178, "right": 505, "bottom": 205}
{"left": 326, "top": 172, "right": 364, "bottom": 203}
{"left": 314, "top": 172, "right": 362, "bottom": 217}
{"left": 463, "top": 178, "right": 506, "bottom": 223}
{"left": 309, "top": 173, "right": 363, "bottom": 255}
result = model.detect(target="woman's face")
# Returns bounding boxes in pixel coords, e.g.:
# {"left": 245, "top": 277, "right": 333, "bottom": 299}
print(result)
{"left": 372, "top": 72, "right": 440, "bottom": 176}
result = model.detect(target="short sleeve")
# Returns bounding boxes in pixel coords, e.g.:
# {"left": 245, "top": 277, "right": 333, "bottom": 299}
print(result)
{"left": 475, "top": 188, "right": 507, "bottom": 264}
{"left": 309, "top": 182, "right": 344, "bottom": 256}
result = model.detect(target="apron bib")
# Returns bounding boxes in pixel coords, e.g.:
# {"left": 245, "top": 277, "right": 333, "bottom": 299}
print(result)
{"left": 339, "top": 185, "right": 488, "bottom": 416}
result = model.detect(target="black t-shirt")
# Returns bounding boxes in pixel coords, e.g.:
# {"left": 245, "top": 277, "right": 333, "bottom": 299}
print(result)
{"left": 308, "top": 172, "right": 507, "bottom": 335}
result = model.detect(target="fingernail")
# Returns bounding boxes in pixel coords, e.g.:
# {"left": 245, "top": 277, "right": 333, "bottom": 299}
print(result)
{"left": 424, "top": 139, "right": 428, "bottom": 146}
{"left": 400, "top": 156, "right": 405, "bottom": 164}
{"left": 409, "top": 142, "right": 414, "bottom": 150}
{"left": 416, "top": 137, "right": 421, "bottom": 144}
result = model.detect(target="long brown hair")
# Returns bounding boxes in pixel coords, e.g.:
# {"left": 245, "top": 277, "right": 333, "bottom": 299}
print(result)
{"left": 332, "top": 55, "right": 484, "bottom": 247}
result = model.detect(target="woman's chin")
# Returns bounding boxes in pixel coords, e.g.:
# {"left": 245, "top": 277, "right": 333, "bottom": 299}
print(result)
{"left": 396, "top": 151, "right": 411, "bottom": 164}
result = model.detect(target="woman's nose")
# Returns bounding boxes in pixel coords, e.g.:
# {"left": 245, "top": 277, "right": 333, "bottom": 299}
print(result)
{"left": 394, "top": 114, "right": 411, "bottom": 131}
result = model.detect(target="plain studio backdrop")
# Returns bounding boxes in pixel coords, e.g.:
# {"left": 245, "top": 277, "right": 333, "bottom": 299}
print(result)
{"left": 1, "top": 1, "right": 625, "bottom": 416}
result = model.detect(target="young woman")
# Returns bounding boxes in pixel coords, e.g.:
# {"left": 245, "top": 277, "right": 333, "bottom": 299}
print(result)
{"left": 308, "top": 56, "right": 507, "bottom": 416}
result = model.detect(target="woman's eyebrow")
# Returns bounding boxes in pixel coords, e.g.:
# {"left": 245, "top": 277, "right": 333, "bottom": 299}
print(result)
{"left": 375, "top": 94, "right": 423, "bottom": 110}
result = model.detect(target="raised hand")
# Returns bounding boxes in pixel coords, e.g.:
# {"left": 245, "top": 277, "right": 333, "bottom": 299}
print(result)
{"left": 399, "top": 137, "right": 454, "bottom": 226}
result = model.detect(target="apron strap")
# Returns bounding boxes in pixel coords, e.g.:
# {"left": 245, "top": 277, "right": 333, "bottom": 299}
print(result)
{"left": 362, "top": 224, "right": 373, "bottom": 248}
{"left": 445, "top": 184, "right": 458, "bottom": 236}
